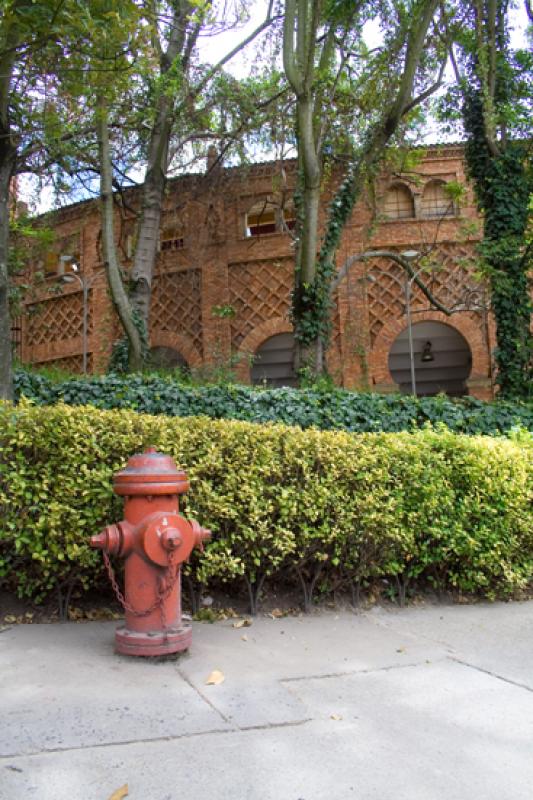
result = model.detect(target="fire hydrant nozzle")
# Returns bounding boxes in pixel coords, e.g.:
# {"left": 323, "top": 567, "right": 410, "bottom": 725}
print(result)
{"left": 161, "top": 528, "right": 182, "bottom": 551}
{"left": 92, "top": 449, "right": 209, "bottom": 657}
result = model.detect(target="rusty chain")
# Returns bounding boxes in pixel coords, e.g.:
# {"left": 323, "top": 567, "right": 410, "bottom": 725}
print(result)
{"left": 103, "top": 549, "right": 179, "bottom": 626}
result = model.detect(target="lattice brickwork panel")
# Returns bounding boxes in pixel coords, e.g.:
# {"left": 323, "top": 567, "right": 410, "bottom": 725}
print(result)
{"left": 26, "top": 292, "right": 93, "bottom": 346}
{"left": 151, "top": 269, "right": 202, "bottom": 353}
{"left": 367, "top": 242, "right": 482, "bottom": 344}
{"left": 37, "top": 354, "right": 93, "bottom": 374}
{"left": 422, "top": 242, "right": 482, "bottom": 309}
{"left": 229, "top": 259, "right": 293, "bottom": 347}
{"left": 367, "top": 261, "right": 405, "bottom": 343}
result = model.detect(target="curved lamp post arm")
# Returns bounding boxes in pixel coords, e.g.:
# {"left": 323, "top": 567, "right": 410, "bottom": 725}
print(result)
{"left": 331, "top": 249, "right": 452, "bottom": 316}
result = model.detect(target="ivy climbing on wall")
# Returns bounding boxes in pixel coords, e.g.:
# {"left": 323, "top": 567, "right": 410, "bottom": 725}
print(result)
{"left": 464, "top": 95, "right": 532, "bottom": 398}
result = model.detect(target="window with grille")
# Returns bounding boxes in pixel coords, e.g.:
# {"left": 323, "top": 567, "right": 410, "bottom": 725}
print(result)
{"left": 43, "top": 235, "right": 80, "bottom": 277}
{"left": 160, "top": 225, "right": 185, "bottom": 251}
{"left": 245, "top": 200, "right": 296, "bottom": 237}
{"left": 421, "top": 181, "right": 454, "bottom": 218}
{"left": 383, "top": 183, "right": 415, "bottom": 219}
{"left": 383, "top": 184, "right": 415, "bottom": 219}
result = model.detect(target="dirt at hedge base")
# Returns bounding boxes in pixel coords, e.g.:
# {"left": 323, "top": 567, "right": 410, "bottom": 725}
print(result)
{"left": 0, "top": 584, "right": 327, "bottom": 627}
{"left": 0, "top": 590, "right": 124, "bottom": 626}
{"left": 0, "top": 584, "right": 440, "bottom": 629}
{"left": 2, "top": 584, "right": 530, "bottom": 629}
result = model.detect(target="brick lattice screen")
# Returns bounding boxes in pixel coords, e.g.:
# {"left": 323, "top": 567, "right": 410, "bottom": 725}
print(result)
{"left": 367, "top": 242, "right": 481, "bottom": 344}
{"left": 26, "top": 292, "right": 93, "bottom": 346}
{"left": 39, "top": 354, "right": 93, "bottom": 373}
{"left": 150, "top": 269, "right": 203, "bottom": 353}
{"left": 229, "top": 259, "right": 293, "bottom": 348}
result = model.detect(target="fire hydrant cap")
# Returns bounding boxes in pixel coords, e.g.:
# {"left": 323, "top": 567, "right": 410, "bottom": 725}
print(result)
{"left": 113, "top": 448, "right": 190, "bottom": 496}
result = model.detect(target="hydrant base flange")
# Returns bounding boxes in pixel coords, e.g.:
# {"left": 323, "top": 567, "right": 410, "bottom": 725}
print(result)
{"left": 115, "top": 624, "right": 192, "bottom": 657}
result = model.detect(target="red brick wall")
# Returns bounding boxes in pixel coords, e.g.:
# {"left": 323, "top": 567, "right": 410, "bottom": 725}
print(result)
{"left": 20, "top": 145, "right": 505, "bottom": 399}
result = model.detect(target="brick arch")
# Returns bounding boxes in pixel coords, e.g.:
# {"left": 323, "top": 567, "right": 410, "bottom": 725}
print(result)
{"left": 149, "top": 330, "right": 202, "bottom": 368}
{"left": 234, "top": 317, "right": 293, "bottom": 383}
{"left": 371, "top": 311, "right": 488, "bottom": 386}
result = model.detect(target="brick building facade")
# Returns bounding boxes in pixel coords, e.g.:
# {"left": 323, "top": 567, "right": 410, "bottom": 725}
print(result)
{"left": 17, "top": 145, "right": 501, "bottom": 399}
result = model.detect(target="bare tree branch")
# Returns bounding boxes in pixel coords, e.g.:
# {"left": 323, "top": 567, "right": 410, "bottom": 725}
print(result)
{"left": 331, "top": 249, "right": 452, "bottom": 315}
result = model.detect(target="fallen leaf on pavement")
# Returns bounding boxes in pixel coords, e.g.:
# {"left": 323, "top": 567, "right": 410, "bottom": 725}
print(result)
{"left": 330, "top": 714, "right": 343, "bottom": 721}
{"left": 267, "top": 608, "right": 284, "bottom": 619}
{"left": 205, "top": 670, "right": 225, "bottom": 685}
{"left": 4, "top": 615, "right": 16, "bottom": 624}
{"left": 107, "top": 784, "right": 128, "bottom": 800}
{"left": 241, "top": 635, "right": 248, "bottom": 642}
{"left": 232, "top": 618, "right": 252, "bottom": 629}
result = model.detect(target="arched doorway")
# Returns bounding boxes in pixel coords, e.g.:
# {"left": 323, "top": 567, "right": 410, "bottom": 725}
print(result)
{"left": 388, "top": 321, "right": 471, "bottom": 396}
{"left": 251, "top": 333, "right": 297, "bottom": 387}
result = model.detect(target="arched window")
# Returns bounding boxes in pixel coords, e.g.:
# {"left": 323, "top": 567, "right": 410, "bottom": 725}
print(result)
{"left": 383, "top": 184, "right": 415, "bottom": 220}
{"left": 245, "top": 199, "right": 296, "bottom": 237}
{"left": 421, "top": 181, "right": 454, "bottom": 218}
{"left": 251, "top": 333, "right": 297, "bottom": 387}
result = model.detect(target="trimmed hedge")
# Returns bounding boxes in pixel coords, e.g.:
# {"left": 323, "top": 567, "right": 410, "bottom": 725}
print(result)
{"left": 13, "top": 369, "right": 533, "bottom": 435}
{"left": 1, "top": 401, "right": 532, "bottom": 609}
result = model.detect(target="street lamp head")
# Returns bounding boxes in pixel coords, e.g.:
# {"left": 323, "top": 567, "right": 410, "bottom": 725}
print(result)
{"left": 401, "top": 250, "right": 420, "bottom": 260}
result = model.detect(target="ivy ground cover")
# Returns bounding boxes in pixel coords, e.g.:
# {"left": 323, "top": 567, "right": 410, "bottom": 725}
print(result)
{"left": 13, "top": 370, "right": 533, "bottom": 435}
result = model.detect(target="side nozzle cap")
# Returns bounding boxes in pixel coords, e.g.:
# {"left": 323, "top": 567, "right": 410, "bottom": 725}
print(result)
{"left": 90, "top": 524, "right": 123, "bottom": 554}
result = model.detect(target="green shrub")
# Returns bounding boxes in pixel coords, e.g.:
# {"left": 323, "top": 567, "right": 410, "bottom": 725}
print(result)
{"left": 0, "top": 401, "right": 531, "bottom": 607}
{"left": 13, "top": 369, "right": 533, "bottom": 436}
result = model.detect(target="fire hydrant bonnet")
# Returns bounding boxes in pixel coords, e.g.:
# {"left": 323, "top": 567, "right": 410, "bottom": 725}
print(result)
{"left": 113, "top": 446, "right": 190, "bottom": 496}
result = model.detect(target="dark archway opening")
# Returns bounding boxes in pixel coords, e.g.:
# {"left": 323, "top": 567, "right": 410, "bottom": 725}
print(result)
{"left": 149, "top": 346, "right": 189, "bottom": 372}
{"left": 251, "top": 333, "right": 297, "bottom": 387}
{"left": 388, "top": 321, "right": 472, "bottom": 396}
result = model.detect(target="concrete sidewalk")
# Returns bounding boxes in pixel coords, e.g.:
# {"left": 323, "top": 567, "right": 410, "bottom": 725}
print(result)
{"left": 1, "top": 601, "right": 533, "bottom": 800}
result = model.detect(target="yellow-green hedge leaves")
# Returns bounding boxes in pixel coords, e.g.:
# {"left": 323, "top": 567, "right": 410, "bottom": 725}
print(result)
{"left": 1, "top": 401, "right": 531, "bottom": 604}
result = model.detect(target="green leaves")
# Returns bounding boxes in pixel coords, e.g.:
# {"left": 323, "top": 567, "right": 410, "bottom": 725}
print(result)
{"left": 13, "top": 369, "right": 533, "bottom": 434}
{"left": 0, "top": 402, "right": 531, "bottom": 605}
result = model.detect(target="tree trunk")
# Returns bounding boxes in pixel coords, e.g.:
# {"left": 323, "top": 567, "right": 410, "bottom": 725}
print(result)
{"left": 0, "top": 15, "right": 18, "bottom": 402}
{"left": 97, "top": 97, "right": 143, "bottom": 371}
{"left": 0, "top": 150, "right": 14, "bottom": 401}
{"left": 129, "top": 1, "right": 196, "bottom": 329}
{"left": 293, "top": 170, "right": 322, "bottom": 375}
{"left": 129, "top": 104, "right": 172, "bottom": 327}
{"left": 297, "top": 98, "right": 321, "bottom": 285}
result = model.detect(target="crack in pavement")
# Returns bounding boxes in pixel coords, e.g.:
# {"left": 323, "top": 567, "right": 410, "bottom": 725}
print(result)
{"left": 449, "top": 656, "right": 533, "bottom": 694}
{"left": 175, "top": 666, "right": 234, "bottom": 727}
{"left": 0, "top": 718, "right": 313, "bottom": 762}
{"left": 280, "top": 658, "right": 444, "bottom": 684}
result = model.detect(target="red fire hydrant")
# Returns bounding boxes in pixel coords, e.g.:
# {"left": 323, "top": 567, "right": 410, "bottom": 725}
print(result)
{"left": 91, "top": 447, "right": 210, "bottom": 657}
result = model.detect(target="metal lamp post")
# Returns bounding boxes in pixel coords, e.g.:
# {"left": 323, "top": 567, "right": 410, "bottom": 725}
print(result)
{"left": 401, "top": 251, "right": 422, "bottom": 396}
{"left": 59, "top": 257, "right": 92, "bottom": 374}
{"left": 362, "top": 251, "right": 422, "bottom": 396}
